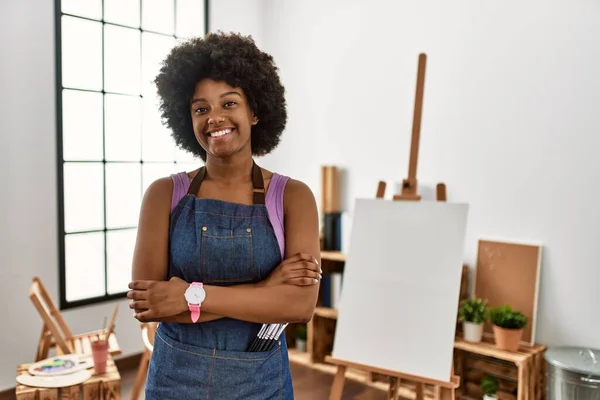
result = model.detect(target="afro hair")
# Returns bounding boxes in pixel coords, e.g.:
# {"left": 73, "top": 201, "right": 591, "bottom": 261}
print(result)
{"left": 154, "top": 31, "right": 287, "bottom": 161}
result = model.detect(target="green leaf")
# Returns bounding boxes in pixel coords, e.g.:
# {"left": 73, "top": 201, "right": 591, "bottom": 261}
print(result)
{"left": 489, "top": 304, "right": 528, "bottom": 329}
{"left": 457, "top": 297, "right": 489, "bottom": 324}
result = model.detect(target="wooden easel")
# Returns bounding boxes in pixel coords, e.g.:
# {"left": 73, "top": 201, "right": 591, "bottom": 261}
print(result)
{"left": 325, "top": 356, "right": 459, "bottom": 400}
{"left": 327, "top": 53, "right": 459, "bottom": 400}
{"left": 377, "top": 53, "right": 447, "bottom": 203}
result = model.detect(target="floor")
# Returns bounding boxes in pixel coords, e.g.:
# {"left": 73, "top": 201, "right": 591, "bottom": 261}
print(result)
{"left": 120, "top": 362, "right": 388, "bottom": 400}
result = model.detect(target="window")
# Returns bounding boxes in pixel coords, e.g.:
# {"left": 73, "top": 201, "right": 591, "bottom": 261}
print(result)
{"left": 55, "top": 0, "right": 209, "bottom": 309}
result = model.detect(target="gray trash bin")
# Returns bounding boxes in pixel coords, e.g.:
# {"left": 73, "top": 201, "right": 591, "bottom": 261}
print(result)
{"left": 546, "top": 346, "right": 600, "bottom": 399}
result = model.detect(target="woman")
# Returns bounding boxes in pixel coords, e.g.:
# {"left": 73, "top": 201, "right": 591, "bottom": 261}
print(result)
{"left": 126, "top": 32, "right": 322, "bottom": 399}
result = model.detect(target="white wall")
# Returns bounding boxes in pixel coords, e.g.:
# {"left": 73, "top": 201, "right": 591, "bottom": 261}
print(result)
{"left": 0, "top": 0, "right": 142, "bottom": 391}
{"left": 259, "top": 0, "right": 600, "bottom": 350}
{"left": 209, "top": 0, "right": 265, "bottom": 48}
{"left": 0, "top": 0, "right": 264, "bottom": 391}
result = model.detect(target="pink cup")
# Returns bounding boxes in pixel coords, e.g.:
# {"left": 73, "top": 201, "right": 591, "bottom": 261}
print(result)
{"left": 91, "top": 340, "right": 109, "bottom": 374}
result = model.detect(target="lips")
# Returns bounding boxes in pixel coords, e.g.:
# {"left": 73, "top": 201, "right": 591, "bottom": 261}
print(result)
{"left": 206, "top": 127, "right": 235, "bottom": 138}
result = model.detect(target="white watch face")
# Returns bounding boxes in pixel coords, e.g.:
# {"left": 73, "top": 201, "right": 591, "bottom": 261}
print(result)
{"left": 184, "top": 285, "right": 206, "bottom": 304}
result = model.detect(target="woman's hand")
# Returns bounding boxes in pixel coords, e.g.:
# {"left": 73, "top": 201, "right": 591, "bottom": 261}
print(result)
{"left": 258, "top": 252, "right": 322, "bottom": 288}
{"left": 127, "top": 276, "right": 189, "bottom": 322}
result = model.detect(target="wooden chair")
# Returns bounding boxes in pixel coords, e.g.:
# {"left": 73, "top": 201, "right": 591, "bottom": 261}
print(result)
{"left": 29, "top": 276, "right": 122, "bottom": 361}
{"left": 131, "top": 322, "right": 157, "bottom": 399}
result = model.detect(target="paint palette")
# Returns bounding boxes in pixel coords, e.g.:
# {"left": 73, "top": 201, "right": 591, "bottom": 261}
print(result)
{"left": 18, "top": 370, "right": 92, "bottom": 388}
{"left": 28, "top": 354, "right": 93, "bottom": 376}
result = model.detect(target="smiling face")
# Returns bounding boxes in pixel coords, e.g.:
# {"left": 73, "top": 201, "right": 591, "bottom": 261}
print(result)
{"left": 189, "top": 79, "right": 258, "bottom": 161}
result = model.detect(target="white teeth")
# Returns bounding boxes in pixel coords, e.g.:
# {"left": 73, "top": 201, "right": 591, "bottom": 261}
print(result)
{"left": 209, "top": 128, "right": 232, "bottom": 137}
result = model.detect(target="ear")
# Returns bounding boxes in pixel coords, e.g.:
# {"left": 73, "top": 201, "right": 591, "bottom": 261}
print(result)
{"left": 251, "top": 114, "right": 259, "bottom": 126}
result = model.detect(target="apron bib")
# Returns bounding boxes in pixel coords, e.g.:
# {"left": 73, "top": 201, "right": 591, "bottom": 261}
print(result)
{"left": 145, "top": 161, "right": 294, "bottom": 399}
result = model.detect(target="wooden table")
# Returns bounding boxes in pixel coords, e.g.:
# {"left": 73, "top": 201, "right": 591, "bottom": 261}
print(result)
{"left": 16, "top": 356, "right": 120, "bottom": 399}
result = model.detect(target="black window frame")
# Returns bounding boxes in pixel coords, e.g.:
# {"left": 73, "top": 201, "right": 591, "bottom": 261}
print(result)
{"left": 55, "top": 0, "right": 210, "bottom": 310}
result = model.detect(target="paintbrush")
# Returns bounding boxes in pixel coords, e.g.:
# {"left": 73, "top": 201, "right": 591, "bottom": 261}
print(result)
{"left": 100, "top": 316, "right": 107, "bottom": 342}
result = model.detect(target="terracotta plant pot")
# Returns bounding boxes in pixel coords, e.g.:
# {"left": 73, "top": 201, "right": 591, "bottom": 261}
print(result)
{"left": 492, "top": 325, "right": 523, "bottom": 352}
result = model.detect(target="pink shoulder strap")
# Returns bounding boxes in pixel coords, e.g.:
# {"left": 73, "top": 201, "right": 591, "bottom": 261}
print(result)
{"left": 170, "top": 172, "right": 190, "bottom": 213}
{"left": 266, "top": 173, "right": 289, "bottom": 259}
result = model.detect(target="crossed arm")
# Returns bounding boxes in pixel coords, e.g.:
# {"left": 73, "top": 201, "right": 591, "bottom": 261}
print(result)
{"left": 128, "top": 176, "right": 321, "bottom": 324}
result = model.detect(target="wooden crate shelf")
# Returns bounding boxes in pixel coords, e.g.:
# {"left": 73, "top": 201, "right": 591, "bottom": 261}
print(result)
{"left": 454, "top": 337, "right": 547, "bottom": 400}
{"left": 320, "top": 251, "right": 346, "bottom": 263}
{"left": 314, "top": 306, "right": 338, "bottom": 319}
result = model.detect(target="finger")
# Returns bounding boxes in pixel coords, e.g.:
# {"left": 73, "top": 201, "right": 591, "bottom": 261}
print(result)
{"left": 284, "top": 269, "right": 321, "bottom": 281}
{"left": 286, "top": 277, "right": 320, "bottom": 286}
{"left": 127, "top": 290, "right": 148, "bottom": 300}
{"left": 301, "top": 260, "right": 322, "bottom": 272}
{"left": 281, "top": 252, "right": 318, "bottom": 265}
{"left": 286, "top": 260, "right": 322, "bottom": 273}
{"left": 129, "top": 281, "right": 152, "bottom": 290}
{"left": 135, "top": 310, "right": 153, "bottom": 322}
{"left": 129, "top": 300, "right": 149, "bottom": 310}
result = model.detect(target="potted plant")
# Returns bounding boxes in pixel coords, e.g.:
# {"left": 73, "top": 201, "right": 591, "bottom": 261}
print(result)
{"left": 295, "top": 325, "right": 307, "bottom": 352}
{"left": 489, "top": 304, "right": 527, "bottom": 352}
{"left": 481, "top": 375, "right": 499, "bottom": 400}
{"left": 457, "top": 297, "right": 488, "bottom": 343}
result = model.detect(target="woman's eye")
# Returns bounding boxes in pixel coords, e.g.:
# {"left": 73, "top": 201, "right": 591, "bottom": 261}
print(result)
{"left": 224, "top": 101, "right": 236, "bottom": 107}
{"left": 195, "top": 107, "right": 207, "bottom": 114}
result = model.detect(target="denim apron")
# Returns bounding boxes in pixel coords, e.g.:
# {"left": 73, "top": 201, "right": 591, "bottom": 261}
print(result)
{"left": 145, "top": 161, "right": 294, "bottom": 400}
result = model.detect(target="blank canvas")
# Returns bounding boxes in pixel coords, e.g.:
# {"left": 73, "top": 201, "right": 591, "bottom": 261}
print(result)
{"left": 332, "top": 198, "right": 469, "bottom": 383}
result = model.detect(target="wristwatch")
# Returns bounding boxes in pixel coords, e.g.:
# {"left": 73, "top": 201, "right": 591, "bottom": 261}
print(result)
{"left": 184, "top": 282, "right": 206, "bottom": 323}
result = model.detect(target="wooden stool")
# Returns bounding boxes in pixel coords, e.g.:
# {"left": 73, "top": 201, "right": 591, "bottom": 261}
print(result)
{"left": 16, "top": 356, "right": 121, "bottom": 399}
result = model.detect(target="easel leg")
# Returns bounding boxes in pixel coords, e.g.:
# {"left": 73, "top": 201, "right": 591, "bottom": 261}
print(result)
{"left": 387, "top": 377, "right": 399, "bottom": 400}
{"left": 329, "top": 366, "right": 347, "bottom": 400}
{"left": 440, "top": 387, "right": 455, "bottom": 400}
{"left": 36, "top": 323, "right": 50, "bottom": 361}
{"left": 415, "top": 382, "right": 424, "bottom": 400}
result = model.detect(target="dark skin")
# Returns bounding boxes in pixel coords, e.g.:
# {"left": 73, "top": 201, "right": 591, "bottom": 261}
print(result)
{"left": 127, "top": 79, "right": 322, "bottom": 324}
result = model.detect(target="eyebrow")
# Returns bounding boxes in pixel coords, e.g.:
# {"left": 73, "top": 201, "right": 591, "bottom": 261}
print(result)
{"left": 190, "top": 91, "right": 242, "bottom": 106}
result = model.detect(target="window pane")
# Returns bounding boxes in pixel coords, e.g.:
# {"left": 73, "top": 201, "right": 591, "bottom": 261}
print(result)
{"left": 107, "top": 228, "right": 137, "bottom": 294}
{"left": 105, "top": 94, "right": 142, "bottom": 161}
{"left": 142, "top": 0, "right": 175, "bottom": 35}
{"left": 65, "top": 232, "right": 105, "bottom": 302}
{"left": 104, "top": 0, "right": 141, "bottom": 28}
{"left": 105, "top": 163, "right": 142, "bottom": 229}
{"left": 62, "top": 90, "right": 104, "bottom": 161}
{"left": 61, "top": 16, "right": 102, "bottom": 91}
{"left": 175, "top": 163, "right": 201, "bottom": 173}
{"left": 142, "top": 162, "right": 177, "bottom": 194}
{"left": 175, "top": 163, "right": 201, "bottom": 184}
{"left": 104, "top": 25, "right": 141, "bottom": 95}
{"left": 61, "top": 0, "right": 102, "bottom": 20}
{"left": 176, "top": 0, "right": 206, "bottom": 38}
{"left": 142, "top": 94, "right": 177, "bottom": 161}
{"left": 63, "top": 163, "right": 104, "bottom": 233}
{"left": 174, "top": 145, "right": 198, "bottom": 163}
{"left": 141, "top": 32, "right": 176, "bottom": 96}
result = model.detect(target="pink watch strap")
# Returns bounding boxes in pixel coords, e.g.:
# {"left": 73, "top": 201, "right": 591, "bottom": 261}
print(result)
{"left": 189, "top": 304, "right": 200, "bottom": 323}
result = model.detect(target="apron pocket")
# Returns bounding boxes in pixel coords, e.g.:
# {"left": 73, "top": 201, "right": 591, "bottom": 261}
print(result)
{"left": 210, "top": 343, "right": 284, "bottom": 400}
{"left": 201, "top": 226, "right": 255, "bottom": 284}
{"left": 146, "top": 329, "right": 213, "bottom": 399}
{"left": 149, "top": 327, "right": 284, "bottom": 400}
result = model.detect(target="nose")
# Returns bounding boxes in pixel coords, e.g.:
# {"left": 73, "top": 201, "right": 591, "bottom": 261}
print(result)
{"left": 207, "top": 112, "right": 225, "bottom": 125}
